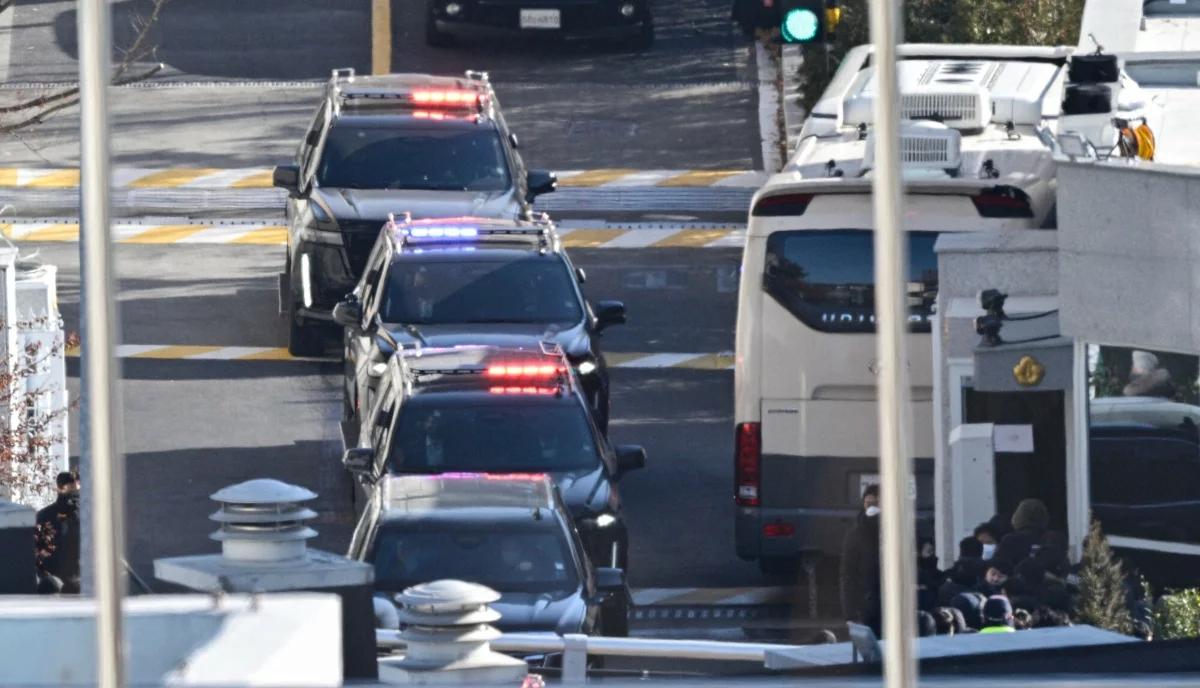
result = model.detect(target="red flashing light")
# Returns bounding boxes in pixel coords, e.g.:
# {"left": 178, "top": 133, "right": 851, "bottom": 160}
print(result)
{"left": 440, "top": 472, "right": 549, "bottom": 481}
{"left": 763, "top": 522, "right": 795, "bottom": 538}
{"left": 411, "top": 110, "right": 447, "bottom": 120}
{"left": 489, "top": 386, "right": 558, "bottom": 395}
{"left": 735, "top": 422, "right": 761, "bottom": 507}
{"left": 411, "top": 89, "right": 479, "bottom": 107}
{"left": 486, "top": 364, "right": 563, "bottom": 379}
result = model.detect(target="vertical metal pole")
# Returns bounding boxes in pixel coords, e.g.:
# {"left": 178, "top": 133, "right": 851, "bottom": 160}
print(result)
{"left": 77, "top": 0, "right": 126, "bottom": 686}
{"left": 867, "top": 1, "right": 917, "bottom": 688}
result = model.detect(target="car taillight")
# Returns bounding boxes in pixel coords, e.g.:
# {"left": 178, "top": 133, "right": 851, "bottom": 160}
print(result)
{"left": 735, "top": 422, "right": 761, "bottom": 507}
{"left": 763, "top": 522, "right": 794, "bottom": 537}
{"left": 751, "top": 193, "right": 813, "bottom": 217}
{"left": 971, "top": 187, "right": 1034, "bottom": 218}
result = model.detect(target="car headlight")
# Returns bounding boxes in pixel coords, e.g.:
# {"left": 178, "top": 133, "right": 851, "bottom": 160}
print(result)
{"left": 582, "top": 512, "right": 617, "bottom": 529}
{"left": 576, "top": 360, "right": 597, "bottom": 375}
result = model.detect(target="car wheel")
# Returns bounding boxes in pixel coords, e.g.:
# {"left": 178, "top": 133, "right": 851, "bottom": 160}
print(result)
{"left": 425, "top": 12, "right": 454, "bottom": 47}
{"left": 288, "top": 307, "right": 326, "bottom": 358}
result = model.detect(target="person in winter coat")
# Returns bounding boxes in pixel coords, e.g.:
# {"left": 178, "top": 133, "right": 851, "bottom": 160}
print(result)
{"left": 950, "top": 591, "right": 987, "bottom": 631}
{"left": 980, "top": 596, "right": 1016, "bottom": 634}
{"left": 35, "top": 471, "right": 82, "bottom": 594}
{"left": 840, "top": 484, "right": 881, "bottom": 634}
{"left": 995, "top": 498, "right": 1049, "bottom": 565}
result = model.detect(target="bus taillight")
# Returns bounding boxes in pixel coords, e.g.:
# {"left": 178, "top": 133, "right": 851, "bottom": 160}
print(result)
{"left": 735, "top": 422, "right": 761, "bottom": 507}
{"left": 971, "top": 186, "right": 1034, "bottom": 218}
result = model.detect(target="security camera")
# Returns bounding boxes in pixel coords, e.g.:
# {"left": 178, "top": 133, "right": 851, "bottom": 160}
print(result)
{"left": 978, "top": 289, "right": 1008, "bottom": 317}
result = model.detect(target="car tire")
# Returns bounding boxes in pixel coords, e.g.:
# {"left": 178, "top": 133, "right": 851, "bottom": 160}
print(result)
{"left": 425, "top": 12, "right": 454, "bottom": 47}
{"left": 288, "top": 306, "right": 326, "bottom": 358}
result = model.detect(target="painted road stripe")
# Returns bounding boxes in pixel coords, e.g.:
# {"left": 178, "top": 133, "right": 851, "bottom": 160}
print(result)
{"left": 66, "top": 345, "right": 734, "bottom": 368}
{"left": 2, "top": 222, "right": 745, "bottom": 249}
{"left": 0, "top": 168, "right": 767, "bottom": 190}
{"left": 631, "top": 587, "right": 793, "bottom": 607}
{"left": 371, "top": 0, "right": 392, "bottom": 76}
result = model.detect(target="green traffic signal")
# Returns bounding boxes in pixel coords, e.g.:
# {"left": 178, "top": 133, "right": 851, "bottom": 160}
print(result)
{"left": 781, "top": 7, "right": 820, "bottom": 43}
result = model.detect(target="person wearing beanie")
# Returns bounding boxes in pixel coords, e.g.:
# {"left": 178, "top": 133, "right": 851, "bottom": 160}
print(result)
{"left": 995, "top": 498, "right": 1049, "bottom": 565}
{"left": 980, "top": 596, "right": 1016, "bottom": 633}
{"left": 917, "top": 610, "right": 938, "bottom": 637}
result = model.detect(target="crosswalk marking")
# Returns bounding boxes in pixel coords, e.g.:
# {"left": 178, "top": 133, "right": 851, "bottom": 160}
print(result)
{"left": 0, "top": 167, "right": 768, "bottom": 190}
{"left": 2, "top": 221, "right": 746, "bottom": 249}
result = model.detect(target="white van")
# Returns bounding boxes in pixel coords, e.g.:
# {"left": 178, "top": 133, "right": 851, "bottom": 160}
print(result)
{"left": 732, "top": 44, "right": 1149, "bottom": 574}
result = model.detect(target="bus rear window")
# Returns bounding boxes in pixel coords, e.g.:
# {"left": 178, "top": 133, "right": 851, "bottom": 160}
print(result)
{"left": 762, "top": 229, "right": 939, "bottom": 334}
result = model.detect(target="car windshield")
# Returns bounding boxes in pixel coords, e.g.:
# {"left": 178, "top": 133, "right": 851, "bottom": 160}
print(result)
{"left": 391, "top": 402, "right": 600, "bottom": 473}
{"left": 379, "top": 258, "right": 583, "bottom": 325}
{"left": 316, "top": 124, "right": 511, "bottom": 191}
{"left": 371, "top": 524, "right": 578, "bottom": 594}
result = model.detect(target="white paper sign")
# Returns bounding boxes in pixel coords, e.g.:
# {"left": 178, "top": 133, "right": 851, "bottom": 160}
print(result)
{"left": 993, "top": 424, "right": 1034, "bottom": 453}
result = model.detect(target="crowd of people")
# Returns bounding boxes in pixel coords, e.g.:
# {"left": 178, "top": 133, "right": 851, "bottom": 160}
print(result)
{"left": 841, "top": 485, "right": 1081, "bottom": 639}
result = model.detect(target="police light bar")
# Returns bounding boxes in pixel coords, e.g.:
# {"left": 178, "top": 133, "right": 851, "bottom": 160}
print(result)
{"left": 486, "top": 364, "right": 564, "bottom": 378}
{"left": 489, "top": 386, "right": 560, "bottom": 395}
{"left": 410, "top": 89, "right": 481, "bottom": 108}
{"left": 406, "top": 225, "right": 479, "bottom": 239}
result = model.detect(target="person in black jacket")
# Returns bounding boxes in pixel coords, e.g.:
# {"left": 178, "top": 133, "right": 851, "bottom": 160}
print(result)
{"left": 840, "top": 485, "right": 881, "bottom": 634}
{"left": 994, "top": 498, "right": 1049, "bottom": 565}
{"left": 35, "top": 471, "right": 81, "bottom": 594}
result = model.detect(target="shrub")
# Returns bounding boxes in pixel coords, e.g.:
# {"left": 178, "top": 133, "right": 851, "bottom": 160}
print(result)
{"left": 1075, "top": 518, "right": 1133, "bottom": 635}
{"left": 1153, "top": 589, "right": 1200, "bottom": 640}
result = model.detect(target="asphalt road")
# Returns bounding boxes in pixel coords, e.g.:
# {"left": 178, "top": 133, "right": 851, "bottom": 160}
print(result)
{"left": 0, "top": 0, "right": 775, "bottom": 616}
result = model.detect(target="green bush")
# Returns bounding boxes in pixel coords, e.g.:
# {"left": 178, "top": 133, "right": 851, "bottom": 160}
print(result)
{"left": 1154, "top": 589, "right": 1200, "bottom": 640}
{"left": 795, "top": 0, "right": 1086, "bottom": 113}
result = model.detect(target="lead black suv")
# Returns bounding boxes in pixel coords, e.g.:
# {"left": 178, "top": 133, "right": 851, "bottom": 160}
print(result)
{"left": 332, "top": 214, "right": 625, "bottom": 431}
{"left": 340, "top": 345, "right": 645, "bottom": 571}
{"left": 350, "top": 473, "right": 632, "bottom": 637}
{"left": 273, "top": 68, "right": 556, "bottom": 356}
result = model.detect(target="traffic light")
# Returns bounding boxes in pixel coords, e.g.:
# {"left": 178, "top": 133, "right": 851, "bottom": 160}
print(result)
{"left": 779, "top": 0, "right": 839, "bottom": 44}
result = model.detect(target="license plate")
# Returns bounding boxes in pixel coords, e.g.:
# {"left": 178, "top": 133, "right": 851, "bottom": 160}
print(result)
{"left": 520, "top": 9, "right": 561, "bottom": 29}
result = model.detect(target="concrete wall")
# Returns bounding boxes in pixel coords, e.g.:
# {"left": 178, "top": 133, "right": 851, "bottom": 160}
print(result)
{"left": 1058, "top": 161, "right": 1200, "bottom": 356}
{"left": 933, "top": 231, "right": 1066, "bottom": 565}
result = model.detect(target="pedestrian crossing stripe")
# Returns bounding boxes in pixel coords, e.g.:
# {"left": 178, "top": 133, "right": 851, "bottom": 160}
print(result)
{"left": 0, "top": 168, "right": 768, "bottom": 190}
{"left": 65, "top": 344, "right": 734, "bottom": 369}
{"left": 1, "top": 222, "right": 745, "bottom": 249}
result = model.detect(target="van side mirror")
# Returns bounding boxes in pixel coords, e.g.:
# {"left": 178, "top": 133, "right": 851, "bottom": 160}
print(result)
{"left": 342, "top": 447, "right": 375, "bottom": 475}
{"left": 273, "top": 165, "right": 301, "bottom": 196}
{"left": 575, "top": 267, "right": 587, "bottom": 284}
{"left": 594, "top": 300, "right": 626, "bottom": 332}
{"left": 332, "top": 297, "right": 364, "bottom": 331}
{"left": 526, "top": 169, "right": 557, "bottom": 201}
{"left": 614, "top": 445, "right": 646, "bottom": 475}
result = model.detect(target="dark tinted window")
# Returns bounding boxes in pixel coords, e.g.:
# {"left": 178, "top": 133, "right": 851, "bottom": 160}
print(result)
{"left": 1088, "top": 345, "right": 1200, "bottom": 544}
{"left": 372, "top": 525, "right": 578, "bottom": 593}
{"left": 316, "top": 124, "right": 510, "bottom": 191}
{"left": 763, "top": 229, "right": 939, "bottom": 333}
{"left": 380, "top": 258, "right": 583, "bottom": 325}
{"left": 392, "top": 403, "right": 600, "bottom": 473}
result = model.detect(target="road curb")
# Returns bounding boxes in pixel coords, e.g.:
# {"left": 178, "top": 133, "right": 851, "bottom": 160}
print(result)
{"left": 781, "top": 44, "right": 807, "bottom": 158}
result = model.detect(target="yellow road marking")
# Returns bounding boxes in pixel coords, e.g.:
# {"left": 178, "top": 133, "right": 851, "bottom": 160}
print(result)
{"left": 230, "top": 170, "right": 275, "bottom": 188}
{"left": 557, "top": 169, "right": 639, "bottom": 187}
{"left": 229, "top": 225, "right": 287, "bottom": 244}
{"left": 128, "top": 168, "right": 223, "bottom": 188}
{"left": 132, "top": 345, "right": 224, "bottom": 360}
{"left": 372, "top": 0, "right": 392, "bottom": 75}
{"left": 24, "top": 169, "right": 80, "bottom": 188}
{"left": 240, "top": 348, "right": 296, "bottom": 361}
{"left": 651, "top": 229, "right": 730, "bottom": 248}
{"left": 670, "top": 353, "right": 735, "bottom": 370}
{"left": 24, "top": 224, "right": 80, "bottom": 241}
{"left": 121, "top": 224, "right": 210, "bottom": 244}
{"left": 560, "top": 229, "right": 625, "bottom": 248}
{"left": 603, "top": 352, "right": 649, "bottom": 366}
{"left": 0, "top": 169, "right": 18, "bottom": 186}
{"left": 656, "top": 170, "right": 742, "bottom": 187}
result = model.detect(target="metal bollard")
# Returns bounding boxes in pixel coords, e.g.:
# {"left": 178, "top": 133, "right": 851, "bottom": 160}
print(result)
{"left": 561, "top": 633, "right": 589, "bottom": 685}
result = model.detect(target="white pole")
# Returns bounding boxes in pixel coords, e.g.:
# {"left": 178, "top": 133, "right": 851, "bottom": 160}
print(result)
{"left": 76, "top": 0, "right": 126, "bottom": 685}
{"left": 867, "top": 1, "right": 917, "bottom": 688}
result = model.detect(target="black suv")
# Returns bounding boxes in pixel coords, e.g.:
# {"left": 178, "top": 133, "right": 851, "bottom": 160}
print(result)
{"left": 426, "top": 0, "right": 654, "bottom": 49}
{"left": 272, "top": 68, "right": 557, "bottom": 356}
{"left": 331, "top": 215, "right": 625, "bottom": 431}
{"left": 340, "top": 346, "right": 644, "bottom": 570}
{"left": 350, "top": 473, "right": 632, "bottom": 636}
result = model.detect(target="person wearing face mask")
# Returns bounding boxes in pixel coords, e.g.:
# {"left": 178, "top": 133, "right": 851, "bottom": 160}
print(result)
{"left": 35, "top": 471, "right": 82, "bottom": 594}
{"left": 974, "top": 523, "right": 998, "bottom": 560}
{"left": 840, "top": 484, "right": 882, "bottom": 635}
